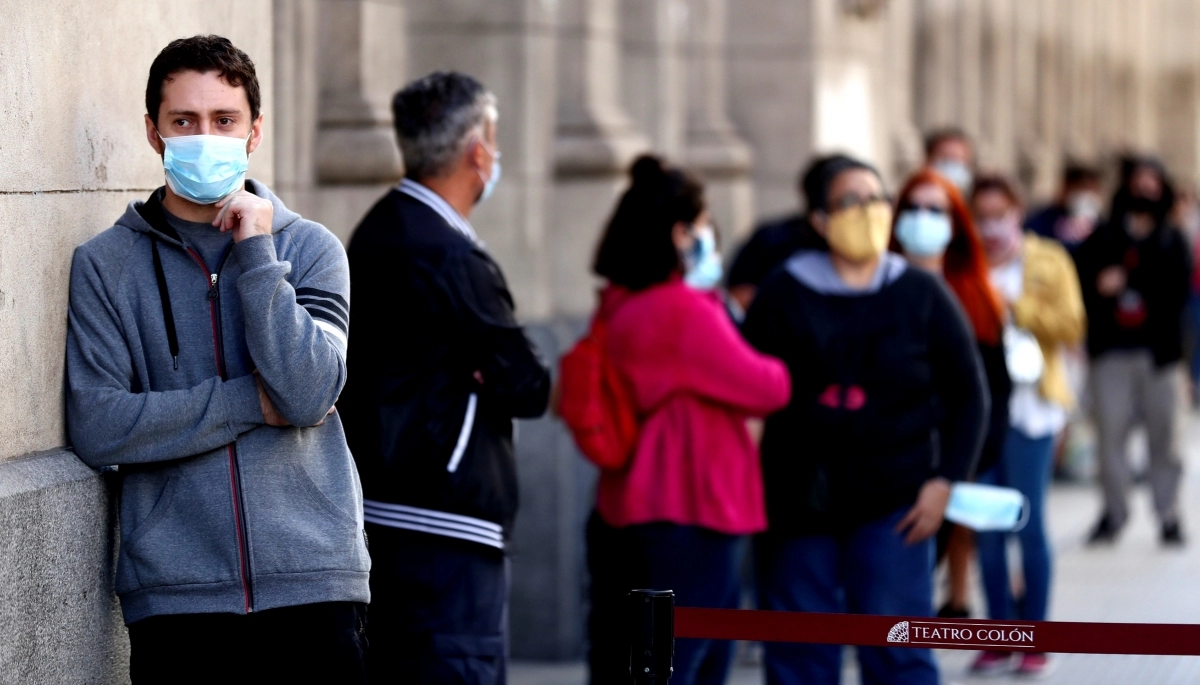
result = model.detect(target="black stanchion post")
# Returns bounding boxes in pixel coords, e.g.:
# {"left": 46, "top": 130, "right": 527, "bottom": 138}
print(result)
{"left": 629, "top": 589, "right": 674, "bottom": 684}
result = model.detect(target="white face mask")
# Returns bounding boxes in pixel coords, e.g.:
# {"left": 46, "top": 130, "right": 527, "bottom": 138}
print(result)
{"left": 683, "top": 224, "right": 723, "bottom": 290}
{"left": 933, "top": 159, "right": 973, "bottom": 194}
{"left": 944, "top": 482, "right": 1030, "bottom": 532}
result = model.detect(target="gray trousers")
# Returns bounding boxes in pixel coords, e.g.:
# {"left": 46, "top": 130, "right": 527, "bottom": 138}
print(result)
{"left": 1090, "top": 350, "right": 1184, "bottom": 527}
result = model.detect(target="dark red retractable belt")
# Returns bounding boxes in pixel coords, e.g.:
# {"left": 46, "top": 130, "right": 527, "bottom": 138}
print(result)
{"left": 675, "top": 607, "right": 1200, "bottom": 656}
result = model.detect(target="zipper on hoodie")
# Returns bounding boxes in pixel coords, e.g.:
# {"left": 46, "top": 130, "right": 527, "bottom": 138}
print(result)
{"left": 186, "top": 246, "right": 255, "bottom": 614}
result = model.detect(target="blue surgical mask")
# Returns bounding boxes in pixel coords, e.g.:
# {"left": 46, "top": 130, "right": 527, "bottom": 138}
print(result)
{"left": 159, "top": 132, "right": 251, "bottom": 205}
{"left": 477, "top": 143, "right": 502, "bottom": 204}
{"left": 684, "top": 225, "right": 724, "bottom": 290}
{"left": 895, "top": 209, "right": 953, "bottom": 257}
{"left": 933, "top": 160, "right": 973, "bottom": 193}
{"left": 944, "top": 482, "right": 1029, "bottom": 532}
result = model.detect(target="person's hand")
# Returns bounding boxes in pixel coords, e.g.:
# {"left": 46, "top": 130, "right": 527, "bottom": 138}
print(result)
{"left": 1096, "top": 266, "right": 1127, "bottom": 297}
{"left": 896, "top": 477, "right": 951, "bottom": 545}
{"left": 214, "top": 190, "right": 273, "bottom": 243}
{"left": 256, "top": 373, "right": 291, "bottom": 427}
{"left": 255, "top": 373, "right": 336, "bottom": 427}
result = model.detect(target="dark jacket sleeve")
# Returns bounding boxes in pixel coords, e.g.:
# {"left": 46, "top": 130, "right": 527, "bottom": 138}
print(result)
{"left": 927, "top": 281, "right": 989, "bottom": 482}
{"left": 443, "top": 250, "right": 551, "bottom": 419}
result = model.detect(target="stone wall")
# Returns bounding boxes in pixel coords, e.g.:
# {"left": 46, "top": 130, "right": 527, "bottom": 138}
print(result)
{"left": 0, "top": 2, "right": 273, "bottom": 681}
{"left": 5, "top": 0, "right": 1200, "bottom": 677}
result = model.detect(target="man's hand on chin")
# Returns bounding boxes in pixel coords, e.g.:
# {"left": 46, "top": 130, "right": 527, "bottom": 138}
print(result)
{"left": 214, "top": 190, "right": 274, "bottom": 243}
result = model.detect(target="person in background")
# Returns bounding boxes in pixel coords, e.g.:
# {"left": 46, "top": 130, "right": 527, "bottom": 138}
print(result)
{"left": 925, "top": 127, "right": 975, "bottom": 195}
{"left": 725, "top": 155, "right": 846, "bottom": 314}
{"left": 1026, "top": 164, "right": 1105, "bottom": 254}
{"left": 892, "top": 168, "right": 1010, "bottom": 622}
{"left": 968, "top": 174, "right": 1086, "bottom": 677}
{"left": 339, "top": 72, "right": 551, "bottom": 684}
{"left": 66, "top": 36, "right": 370, "bottom": 681}
{"left": 1075, "top": 156, "right": 1191, "bottom": 546}
{"left": 586, "top": 155, "right": 791, "bottom": 685}
{"left": 744, "top": 156, "right": 988, "bottom": 685}
{"left": 1173, "top": 185, "right": 1200, "bottom": 403}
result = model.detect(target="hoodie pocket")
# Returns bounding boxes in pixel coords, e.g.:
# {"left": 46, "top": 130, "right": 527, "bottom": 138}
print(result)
{"left": 245, "top": 462, "right": 367, "bottom": 576}
{"left": 121, "top": 466, "right": 242, "bottom": 591}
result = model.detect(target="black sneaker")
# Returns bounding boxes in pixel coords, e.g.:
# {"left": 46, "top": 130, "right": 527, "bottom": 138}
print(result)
{"left": 1162, "top": 521, "right": 1186, "bottom": 546}
{"left": 1087, "top": 515, "right": 1120, "bottom": 545}
{"left": 937, "top": 601, "right": 970, "bottom": 619}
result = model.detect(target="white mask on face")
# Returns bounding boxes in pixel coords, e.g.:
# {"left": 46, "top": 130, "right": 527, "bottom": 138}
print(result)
{"left": 933, "top": 159, "right": 973, "bottom": 194}
{"left": 684, "top": 224, "right": 723, "bottom": 290}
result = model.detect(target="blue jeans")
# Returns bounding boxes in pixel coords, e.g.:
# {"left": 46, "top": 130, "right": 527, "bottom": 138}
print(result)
{"left": 1190, "top": 294, "right": 1200, "bottom": 386}
{"left": 587, "top": 515, "right": 745, "bottom": 685}
{"left": 975, "top": 427, "right": 1056, "bottom": 622}
{"left": 755, "top": 509, "right": 939, "bottom": 685}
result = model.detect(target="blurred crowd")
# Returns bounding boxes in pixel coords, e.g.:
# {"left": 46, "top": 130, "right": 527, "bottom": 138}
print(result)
{"left": 69, "top": 32, "right": 1197, "bottom": 685}
{"left": 565, "top": 128, "right": 1197, "bottom": 684}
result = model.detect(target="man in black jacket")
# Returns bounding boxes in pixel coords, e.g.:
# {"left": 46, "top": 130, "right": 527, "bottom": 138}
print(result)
{"left": 339, "top": 72, "right": 551, "bottom": 684}
{"left": 1076, "top": 156, "right": 1191, "bottom": 546}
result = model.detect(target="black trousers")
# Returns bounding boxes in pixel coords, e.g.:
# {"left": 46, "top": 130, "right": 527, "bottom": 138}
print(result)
{"left": 364, "top": 524, "right": 508, "bottom": 685}
{"left": 127, "top": 601, "right": 367, "bottom": 685}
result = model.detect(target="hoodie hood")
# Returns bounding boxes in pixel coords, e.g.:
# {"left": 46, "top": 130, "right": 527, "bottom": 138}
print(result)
{"left": 118, "top": 179, "right": 302, "bottom": 244}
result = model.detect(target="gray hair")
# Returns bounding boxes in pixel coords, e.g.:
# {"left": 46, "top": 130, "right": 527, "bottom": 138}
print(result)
{"left": 392, "top": 71, "right": 498, "bottom": 181}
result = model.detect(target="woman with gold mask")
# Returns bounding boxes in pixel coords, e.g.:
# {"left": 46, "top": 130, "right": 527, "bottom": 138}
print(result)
{"left": 742, "top": 156, "right": 988, "bottom": 685}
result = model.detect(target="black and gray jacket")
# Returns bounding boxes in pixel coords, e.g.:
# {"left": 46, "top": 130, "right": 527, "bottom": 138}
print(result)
{"left": 66, "top": 182, "right": 369, "bottom": 624}
{"left": 338, "top": 180, "right": 551, "bottom": 550}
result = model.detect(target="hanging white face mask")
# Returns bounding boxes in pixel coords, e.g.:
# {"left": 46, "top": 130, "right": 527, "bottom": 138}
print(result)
{"left": 944, "top": 482, "right": 1030, "bottom": 532}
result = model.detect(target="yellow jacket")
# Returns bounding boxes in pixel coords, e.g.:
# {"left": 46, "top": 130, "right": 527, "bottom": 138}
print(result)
{"left": 1011, "top": 234, "right": 1087, "bottom": 408}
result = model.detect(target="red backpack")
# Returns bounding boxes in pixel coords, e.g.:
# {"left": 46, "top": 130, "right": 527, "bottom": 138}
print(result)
{"left": 558, "top": 313, "right": 640, "bottom": 471}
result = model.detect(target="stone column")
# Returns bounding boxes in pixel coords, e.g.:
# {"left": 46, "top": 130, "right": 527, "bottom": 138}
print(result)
{"left": 1157, "top": 0, "right": 1200, "bottom": 184}
{"left": 682, "top": 0, "right": 755, "bottom": 239}
{"left": 726, "top": 0, "right": 817, "bottom": 217}
{"left": 882, "top": 0, "right": 925, "bottom": 182}
{"left": 810, "top": 0, "right": 892, "bottom": 175}
{"left": 1028, "top": 0, "right": 1064, "bottom": 199}
{"left": 620, "top": 0, "right": 688, "bottom": 158}
{"left": 956, "top": 0, "right": 984, "bottom": 150}
{"left": 273, "top": 0, "right": 406, "bottom": 243}
{"left": 553, "top": 0, "right": 650, "bottom": 317}
{"left": 915, "top": 0, "right": 959, "bottom": 132}
{"left": 979, "top": 0, "right": 1016, "bottom": 174}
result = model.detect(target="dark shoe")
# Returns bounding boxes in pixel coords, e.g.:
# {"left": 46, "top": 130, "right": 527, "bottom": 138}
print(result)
{"left": 1162, "top": 521, "right": 1186, "bottom": 546}
{"left": 937, "top": 601, "right": 970, "bottom": 619}
{"left": 1087, "top": 515, "right": 1120, "bottom": 545}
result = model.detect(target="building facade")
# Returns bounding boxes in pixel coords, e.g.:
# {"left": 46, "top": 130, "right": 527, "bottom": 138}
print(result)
{"left": 3, "top": 0, "right": 1200, "bottom": 679}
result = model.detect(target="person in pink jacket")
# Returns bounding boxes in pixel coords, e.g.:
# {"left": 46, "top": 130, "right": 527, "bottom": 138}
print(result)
{"left": 585, "top": 155, "right": 791, "bottom": 685}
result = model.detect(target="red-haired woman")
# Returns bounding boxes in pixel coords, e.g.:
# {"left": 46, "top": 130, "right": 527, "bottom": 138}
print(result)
{"left": 892, "top": 168, "right": 1011, "bottom": 624}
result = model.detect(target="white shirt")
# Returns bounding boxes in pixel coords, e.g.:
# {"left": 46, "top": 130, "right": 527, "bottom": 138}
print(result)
{"left": 990, "top": 258, "right": 1067, "bottom": 439}
{"left": 397, "top": 178, "right": 483, "bottom": 247}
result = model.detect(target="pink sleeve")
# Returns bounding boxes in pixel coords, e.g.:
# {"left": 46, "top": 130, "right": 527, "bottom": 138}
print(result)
{"left": 679, "top": 295, "right": 792, "bottom": 416}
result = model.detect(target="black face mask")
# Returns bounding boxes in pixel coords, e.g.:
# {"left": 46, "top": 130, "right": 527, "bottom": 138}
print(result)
{"left": 1127, "top": 195, "right": 1159, "bottom": 216}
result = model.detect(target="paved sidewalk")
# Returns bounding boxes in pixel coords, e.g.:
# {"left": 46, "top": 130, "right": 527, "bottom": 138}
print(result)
{"left": 512, "top": 418, "right": 1200, "bottom": 684}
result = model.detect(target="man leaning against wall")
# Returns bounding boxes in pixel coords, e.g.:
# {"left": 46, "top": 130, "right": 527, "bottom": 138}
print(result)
{"left": 65, "top": 35, "right": 370, "bottom": 683}
{"left": 337, "top": 72, "right": 551, "bottom": 685}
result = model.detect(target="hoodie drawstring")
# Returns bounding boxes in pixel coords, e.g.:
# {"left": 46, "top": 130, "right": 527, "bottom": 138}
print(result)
{"left": 150, "top": 237, "right": 181, "bottom": 370}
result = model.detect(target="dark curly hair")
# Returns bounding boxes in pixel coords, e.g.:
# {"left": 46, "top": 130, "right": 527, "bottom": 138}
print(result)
{"left": 592, "top": 155, "right": 706, "bottom": 291}
{"left": 146, "top": 35, "right": 261, "bottom": 126}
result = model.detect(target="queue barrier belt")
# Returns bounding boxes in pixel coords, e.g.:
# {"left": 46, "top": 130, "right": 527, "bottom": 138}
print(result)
{"left": 674, "top": 607, "right": 1200, "bottom": 656}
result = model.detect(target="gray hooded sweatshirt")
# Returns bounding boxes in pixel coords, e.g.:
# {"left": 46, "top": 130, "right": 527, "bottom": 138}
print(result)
{"left": 66, "top": 180, "right": 369, "bottom": 624}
